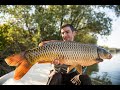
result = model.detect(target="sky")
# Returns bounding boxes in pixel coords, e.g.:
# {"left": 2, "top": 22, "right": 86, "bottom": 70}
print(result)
{"left": 96, "top": 7, "right": 120, "bottom": 49}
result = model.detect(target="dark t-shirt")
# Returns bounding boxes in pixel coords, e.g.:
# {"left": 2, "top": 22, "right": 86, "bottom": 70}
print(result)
{"left": 54, "top": 64, "right": 86, "bottom": 74}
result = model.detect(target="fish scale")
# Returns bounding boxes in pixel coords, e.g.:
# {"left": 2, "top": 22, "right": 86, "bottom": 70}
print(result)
{"left": 5, "top": 41, "right": 112, "bottom": 80}
{"left": 24, "top": 41, "right": 105, "bottom": 66}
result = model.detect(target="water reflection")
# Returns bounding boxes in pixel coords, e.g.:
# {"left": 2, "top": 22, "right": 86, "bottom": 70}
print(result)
{"left": 86, "top": 52, "right": 120, "bottom": 85}
{"left": 87, "top": 64, "right": 99, "bottom": 75}
{"left": 90, "top": 72, "right": 112, "bottom": 85}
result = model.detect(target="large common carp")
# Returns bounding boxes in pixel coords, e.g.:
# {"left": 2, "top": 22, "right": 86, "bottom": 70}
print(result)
{"left": 5, "top": 40, "right": 112, "bottom": 80}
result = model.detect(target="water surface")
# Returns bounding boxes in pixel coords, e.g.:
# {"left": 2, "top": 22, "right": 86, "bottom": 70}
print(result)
{"left": 88, "top": 52, "right": 120, "bottom": 85}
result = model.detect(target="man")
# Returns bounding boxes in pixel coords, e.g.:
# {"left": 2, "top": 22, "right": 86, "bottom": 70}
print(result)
{"left": 41, "top": 24, "right": 92, "bottom": 85}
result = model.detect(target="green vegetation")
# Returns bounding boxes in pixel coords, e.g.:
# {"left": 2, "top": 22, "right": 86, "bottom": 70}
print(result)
{"left": 0, "top": 5, "right": 120, "bottom": 76}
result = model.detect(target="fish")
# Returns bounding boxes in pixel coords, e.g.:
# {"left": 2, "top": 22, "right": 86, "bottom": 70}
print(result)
{"left": 5, "top": 40, "right": 112, "bottom": 80}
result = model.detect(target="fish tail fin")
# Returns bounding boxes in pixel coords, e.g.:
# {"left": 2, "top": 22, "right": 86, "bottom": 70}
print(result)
{"left": 5, "top": 53, "right": 33, "bottom": 80}
{"left": 5, "top": 53, "right": 25, "bottom": 66}
{"left": 14, "top": 60, "right": 33, "bottom": 80}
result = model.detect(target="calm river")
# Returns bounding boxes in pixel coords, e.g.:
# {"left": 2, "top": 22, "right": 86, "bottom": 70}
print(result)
{"left": 87, "top": 52, "right": 120, "bottom": 85}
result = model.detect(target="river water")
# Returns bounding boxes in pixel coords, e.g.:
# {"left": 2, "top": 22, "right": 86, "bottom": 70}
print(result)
{"left": 88, "top": 52, "right": 120, "bottom": 85}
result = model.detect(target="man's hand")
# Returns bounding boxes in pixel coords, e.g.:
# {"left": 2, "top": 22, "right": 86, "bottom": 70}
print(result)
{"left": 71, "top": 74, "right": 81, "bottom": 85}
{"left": 52, "top": 59, "right": 60, "bottom": 65}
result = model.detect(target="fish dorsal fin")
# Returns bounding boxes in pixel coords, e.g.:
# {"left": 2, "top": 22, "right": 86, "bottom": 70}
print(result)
{"left": 39, "top": 40, "right": 62, "bottom": 47}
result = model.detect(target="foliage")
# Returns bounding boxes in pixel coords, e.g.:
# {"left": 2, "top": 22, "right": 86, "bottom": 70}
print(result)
{"left": 0, "top": 5, "right": 119, "bottom": 57}
{"left": 0, "top": 5, "right": 120, "bottom": 77}
{"left": 99, "top": 5, "right": 120, "bottom": 17}
{"left": 33, "top": 5, "right": 113, "bottom": 42}
{"left": 0, "top": 5, "right": 119, "bottom": 56}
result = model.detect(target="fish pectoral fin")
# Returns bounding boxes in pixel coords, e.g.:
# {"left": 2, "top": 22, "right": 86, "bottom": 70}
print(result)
{"left": 96, "top": 58, "right": 103, "bottom": 62}
{"left": 75, "top": 65, "right": 82, "bottom": 75}
{"left": 14, "top": 60, "right": 33, "bottom": 80}
{"left": 67, "top": 65, "right": 76, "bottom": 73}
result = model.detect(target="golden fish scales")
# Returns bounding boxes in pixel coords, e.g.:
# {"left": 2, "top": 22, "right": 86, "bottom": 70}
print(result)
{"left": 5, "top": 41, "right": 112, "bottom": 80}
{"left": 24, "top": 41, "right": 98, "bottom": 66}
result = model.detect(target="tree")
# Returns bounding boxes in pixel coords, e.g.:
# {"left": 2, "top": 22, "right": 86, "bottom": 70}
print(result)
{"left": 0, "top": 5, "right": 119, "bottom": 76}
{"left": 100, "top": 5, "right": 120, "bottom": 17}
{"left": 0, "top": 5, "right": 119, "bottom": 52}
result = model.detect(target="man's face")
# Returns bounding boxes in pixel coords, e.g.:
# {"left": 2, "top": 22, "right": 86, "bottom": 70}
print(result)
{"left": 61, "top": 26, "right": 76, "bottom": 41}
